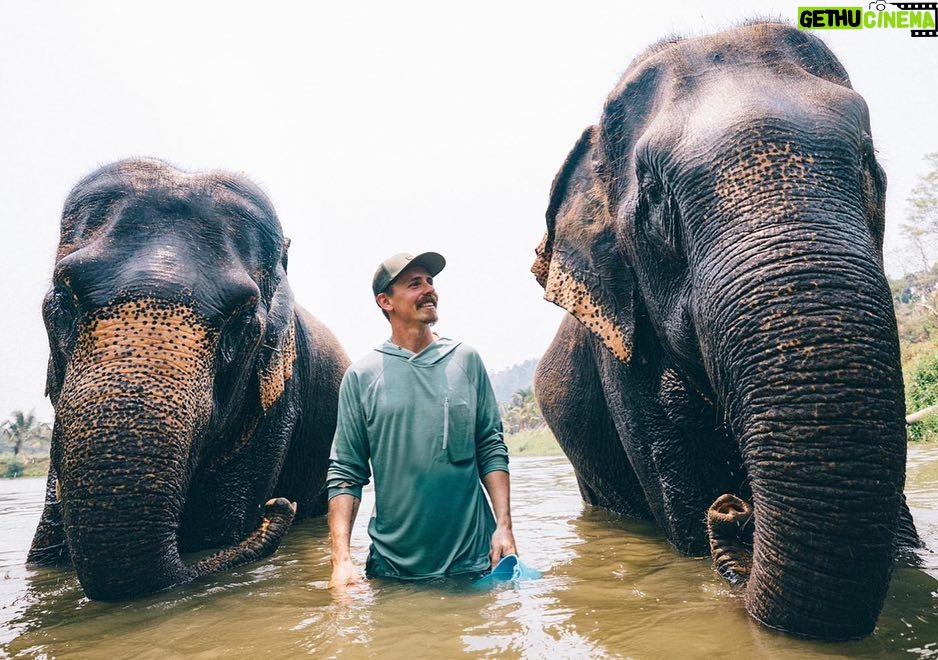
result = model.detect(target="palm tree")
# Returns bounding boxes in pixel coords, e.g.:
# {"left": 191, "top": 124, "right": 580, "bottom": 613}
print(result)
{"left": 501, "top": 388, "right": 544, "bottom": 434}
{"left": 2, "top": 409, "right": 39, "bottom": 457}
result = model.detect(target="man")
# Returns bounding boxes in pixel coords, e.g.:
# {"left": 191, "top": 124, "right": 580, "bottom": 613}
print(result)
{"left": 327, "top": 251, "right": 515, "bottom": 588}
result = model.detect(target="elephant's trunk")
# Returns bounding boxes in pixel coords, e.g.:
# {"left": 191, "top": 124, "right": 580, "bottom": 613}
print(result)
{"left": 54, "top": 299, "right": 293, "bottom": 600}
{"left": 700, "top": 219, "right": 906, "bottom": 639}
{"left": 706, "top": 494, "right": 753, "bottom": 587}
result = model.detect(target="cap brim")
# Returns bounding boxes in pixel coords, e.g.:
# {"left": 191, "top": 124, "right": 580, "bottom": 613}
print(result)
{"left": 401, "top": 251, "right": 446, "bottom": 279}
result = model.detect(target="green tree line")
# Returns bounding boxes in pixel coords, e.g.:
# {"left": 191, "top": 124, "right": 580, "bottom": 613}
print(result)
{"left": 498, "top": 388, "right": 546, "bottom": 435}
{"left": 895, "top": 152, "right": 938, "bottom": 440}
{"left": 1, "top": 410, "right": 52, "bottom": 477}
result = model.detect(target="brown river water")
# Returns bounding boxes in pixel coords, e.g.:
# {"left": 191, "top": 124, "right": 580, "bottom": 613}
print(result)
{"left": 3, "top": 450, "right": 938, "bottom": 659}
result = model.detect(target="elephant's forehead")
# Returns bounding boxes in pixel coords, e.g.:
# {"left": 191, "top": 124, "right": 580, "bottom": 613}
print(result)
{"left": 641, "top": 71, "right": 862, "bottom": 164}
{"left": 90, "top": 157, "right": 274, "bottom": 210}
{"left": 58, "top": 160, "right": 282, "bottom": 271}
{"left": 621, "top": 22, "right": 847, "bottom": 85}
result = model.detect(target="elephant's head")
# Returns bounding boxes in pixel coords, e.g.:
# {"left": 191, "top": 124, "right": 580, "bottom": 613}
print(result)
{"left": 37, "top": 158, "right": 300, "bottom": 599}
{"left": 534, "top": 23, "right": 908, "bottom": 639}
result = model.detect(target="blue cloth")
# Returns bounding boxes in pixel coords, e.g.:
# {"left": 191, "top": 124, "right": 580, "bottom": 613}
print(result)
{"left": 473, "top": 554, "right": 541, "bottom": 589}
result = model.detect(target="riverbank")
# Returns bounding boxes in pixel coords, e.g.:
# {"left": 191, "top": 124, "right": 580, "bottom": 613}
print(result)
{"left": 0, "top": 457, "right": 48, "bottom": 479}
{"left": 504, "top": 427, "right": 562, "bottom": 456}
{"left": 10, "top": 429, "right": 938, "bottom": 479}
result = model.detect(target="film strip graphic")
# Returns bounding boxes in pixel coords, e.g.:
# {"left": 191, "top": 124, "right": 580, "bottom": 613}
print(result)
{"left": 888, "top": 2, "right": 938, "bottom": 36}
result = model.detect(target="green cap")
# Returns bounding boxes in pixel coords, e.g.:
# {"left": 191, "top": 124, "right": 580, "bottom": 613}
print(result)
{"left": 372, "top": 252, "right": 446, "bottom": 296}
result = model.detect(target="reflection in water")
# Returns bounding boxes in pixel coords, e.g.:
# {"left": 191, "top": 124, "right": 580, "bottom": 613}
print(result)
{"left": 1, "top": 452, "right": 938, "bottom": 658}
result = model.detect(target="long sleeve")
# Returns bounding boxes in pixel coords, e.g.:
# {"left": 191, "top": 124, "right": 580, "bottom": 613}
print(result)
{"left": 338, "top": 339, "right": 504, "bottom": 579}
{"left": 326, "top": 369, "right": 372, "bottom": 501}
{"left": 473, "top": 356, "right": 509, "bottom": 477}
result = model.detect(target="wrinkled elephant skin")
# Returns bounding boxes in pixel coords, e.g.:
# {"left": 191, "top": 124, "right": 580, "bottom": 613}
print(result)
{"left": 28, "top": 158, "right": 350, "bottom": 601}
{"left": 532, "top": 22, "right": 920, "bottom": 640}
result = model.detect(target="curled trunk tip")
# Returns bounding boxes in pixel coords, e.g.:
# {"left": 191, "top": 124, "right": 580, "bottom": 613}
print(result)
{"left": 707, "top": 494, "right": 754, "bottom": 587}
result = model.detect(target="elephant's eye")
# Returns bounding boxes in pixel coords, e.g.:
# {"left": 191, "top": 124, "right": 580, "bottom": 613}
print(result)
{"left": 218, "top": 302, "right": 262, "bottom": 365}
{"left": 638, "top": 173, "right": 684, "bottom": 263}
{"left": 645, "top": 178, "right": 663, "bottom": 206}
{"left": 45, "top": 287, "right": 79, "bottom": 355}
{"left": 858, "top": 137, "right": 885, "bottom": 245}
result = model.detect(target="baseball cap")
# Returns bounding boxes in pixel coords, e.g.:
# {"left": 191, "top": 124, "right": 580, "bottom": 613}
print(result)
{"left": 372, "top": 252, "right": 446, "bottom": 296}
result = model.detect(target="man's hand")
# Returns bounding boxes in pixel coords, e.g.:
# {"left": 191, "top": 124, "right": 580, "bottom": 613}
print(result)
{"left": 328, "top": 558, "right": 364, "bottom": 590}
{"left": 489, "top": 523, "right": 517, "bottom": 567}
{"left": 482, "top": 470, "right": 516, "bottom": 567}
{"left": 327, "top": 493, "right": 362, "bottom": 591}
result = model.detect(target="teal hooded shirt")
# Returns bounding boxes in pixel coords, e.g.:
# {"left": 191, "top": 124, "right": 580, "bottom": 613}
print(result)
{"left": 326, "top": 337, "right": 509, "bottom": 579}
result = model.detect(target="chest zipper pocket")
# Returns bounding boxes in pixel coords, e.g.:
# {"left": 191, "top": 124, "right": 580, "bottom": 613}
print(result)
{"left": 444, "top": 396, "right": 475, "bottom": 463}
{"left": 443, "top": 397, "right": 450, "bottom": 451}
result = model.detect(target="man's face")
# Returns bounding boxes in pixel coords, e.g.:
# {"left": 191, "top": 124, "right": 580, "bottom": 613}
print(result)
{"left": 382, "top": 265, "right": 439, "bottom": 325}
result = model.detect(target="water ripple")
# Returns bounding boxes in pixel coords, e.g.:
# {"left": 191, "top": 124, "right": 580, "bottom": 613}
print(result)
{"left": 1, "top": 455, "right": 937, "bottom": 658}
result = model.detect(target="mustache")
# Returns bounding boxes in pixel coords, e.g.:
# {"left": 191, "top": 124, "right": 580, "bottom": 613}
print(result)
{"left": 417, "top": 294, "right": 437, "bottom": 307}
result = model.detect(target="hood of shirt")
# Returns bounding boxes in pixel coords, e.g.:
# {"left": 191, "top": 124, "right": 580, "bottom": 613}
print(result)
{"left": 374, "top": 336, "right": 462, "bottom": 366}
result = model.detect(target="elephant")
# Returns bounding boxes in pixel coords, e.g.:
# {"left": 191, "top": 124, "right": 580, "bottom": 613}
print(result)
{"left": 532, "top": 22, "right": 922, "bottom": 640}
{"left": 27, "top": 158, "right": 350, "bottom": 601}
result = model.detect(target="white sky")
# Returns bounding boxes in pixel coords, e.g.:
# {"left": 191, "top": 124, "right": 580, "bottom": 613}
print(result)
{"left": 2, "top": 1, "right": 937, "bottom": 422}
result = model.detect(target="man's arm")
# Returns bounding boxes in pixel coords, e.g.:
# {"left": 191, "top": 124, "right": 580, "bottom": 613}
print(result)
{"left": 482, "top": 469, "right": 516, "bottom": 566}
{"left": 470, "top": 350, "right": 515, "bottom": 565}
{"left": 327, "top": 493, "right": 363, "bottom": 589}
{"left": 325, "top": 370, "right": 371, "bottom": 590}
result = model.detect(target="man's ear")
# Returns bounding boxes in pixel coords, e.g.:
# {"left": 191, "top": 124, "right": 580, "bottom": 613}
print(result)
{"left": 376, "top": 292, "right": 392, "bottom": 313}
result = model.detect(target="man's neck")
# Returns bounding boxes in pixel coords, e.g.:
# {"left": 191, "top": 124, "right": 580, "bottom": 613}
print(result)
{"left": 388, "top": 324, "right": 436, "bottom": 354}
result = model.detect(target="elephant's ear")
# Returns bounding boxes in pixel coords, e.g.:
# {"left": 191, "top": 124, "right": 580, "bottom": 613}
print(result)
{"left": 532, "top": 126, "right": 637, "bottom": 363}
{"left": 257, "top": 243, "right": 298, "bottom": 411}
{"left": 281, "top": 237, "right": 291, "bottom": 271}
{"left": 45, "top": 354, "right": 65, "bottom": 407}
{"left": 43, "top": 299, "right": 67, "bottom": 406}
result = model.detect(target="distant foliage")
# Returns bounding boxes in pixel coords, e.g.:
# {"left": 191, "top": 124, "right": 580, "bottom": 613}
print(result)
{"left": 904, "top": 346, "right": 938, "bottom": 441}
{"left": 1, "top": 410, "right": 51, "bottom": 457}
{"left": 891, "top": 265, "right": 938, "bottom": 346}
{"left": 891, "top": 263, "right": 938, "bottom": 440}
{"left": 499, "top": 388, "right": 546, "bottom": 435}
{"left": 899, "top": 153, "right": 938, "bottom": 271}
{"left": 489, "top": 359, "right": 538, "bottom": 403}
{"left": 906, "top": 355, "right": 938, "bottom": 409}
{"left": 893, "top": 153, "right": 938, "bottom": 440}
{"left": 2, "top": 458, "right": 25, "bottom": 479}
{"left": 1, "top": 410, "right": 52, "bottom": 478}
